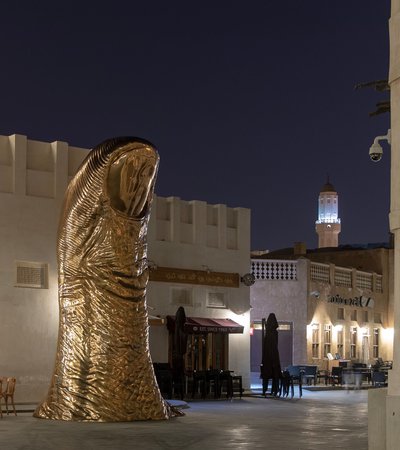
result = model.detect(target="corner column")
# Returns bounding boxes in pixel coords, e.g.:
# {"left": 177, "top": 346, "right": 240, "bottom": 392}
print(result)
{"left": 387, "top": 0, "right": 400, "bottom": 447}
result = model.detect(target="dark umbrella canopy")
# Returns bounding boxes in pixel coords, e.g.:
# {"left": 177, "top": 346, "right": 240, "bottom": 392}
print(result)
{"left": 261, "top": 313, "right": 282, "bottom": 381}
{"left": 173, "top": 306, "right": 188, "bottom": 360}
{"left": 172, "top": 306, "right": 188, "bottom": 399}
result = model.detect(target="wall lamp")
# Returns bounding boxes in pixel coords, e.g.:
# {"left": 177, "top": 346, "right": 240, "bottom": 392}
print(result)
{"left": 147, "top": 259, "right": 158, "bottom": 270}
{"left": 201, "top": 265, "right": 211, "bottom": 273}
{"left": 369, "top": 129, "right": 391, "bottom": 162}
{"left": 241, "top": 273, "right": 256, "bottom": 286}
{"left": 361, "top": 327, "right": 370, "bottom": 336}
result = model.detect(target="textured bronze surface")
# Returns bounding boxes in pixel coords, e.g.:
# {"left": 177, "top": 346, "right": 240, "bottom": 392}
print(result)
{"left": 34, "top": 137, "right": 171, "bottom": 421}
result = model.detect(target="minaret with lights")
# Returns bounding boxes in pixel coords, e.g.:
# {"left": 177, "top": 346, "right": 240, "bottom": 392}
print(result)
{"left": 315, "top": 177, "right": 341, "bottom": 248}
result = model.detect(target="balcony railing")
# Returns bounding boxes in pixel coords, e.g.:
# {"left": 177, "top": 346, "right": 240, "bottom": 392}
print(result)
{"left": 251, "top": 260, "right": 297, "bottom": 281}
{"left": 251, "top": 259, "right": 383, "bottom": 292}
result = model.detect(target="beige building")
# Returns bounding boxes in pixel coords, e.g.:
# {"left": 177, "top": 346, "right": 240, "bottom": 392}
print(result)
{"left": 250, "top": 245, "right": 393, "bottom": 379}
{"left": 250, "top": 177, "right": 392, "bottom": 380}
{"left": 146, "top": 195, "right": 252, "bottom": 387}
{"left": 0, "top": 134, "right": 251, "bottom": 402}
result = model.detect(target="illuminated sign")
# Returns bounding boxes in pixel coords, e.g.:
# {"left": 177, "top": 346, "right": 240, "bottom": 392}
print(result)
{"left": 327, "top": 294, "right": 375, "bottom": 309}
{"left": 149, "top": 266, "right": 240, "bottom": 288}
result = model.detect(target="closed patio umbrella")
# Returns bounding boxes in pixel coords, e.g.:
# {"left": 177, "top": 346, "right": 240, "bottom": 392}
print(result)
{"left": 261, "top": 313, "right": 281, "bottom": 396}
{"left": 172, "top": 306, "right": 188, "bottom": 399}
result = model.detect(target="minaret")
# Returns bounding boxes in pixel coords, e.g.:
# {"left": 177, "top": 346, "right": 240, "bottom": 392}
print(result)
{"left": 315, "top": 177, "right": 341, "bottom": 248}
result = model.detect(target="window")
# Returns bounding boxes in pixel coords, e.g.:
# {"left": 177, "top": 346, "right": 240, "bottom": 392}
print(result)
{"left": 363, "top": 310, "right": 369, "bottom": 323}
{"left": 206, "top": 292, "right": 226, "bottom": 309}
{"left": 337, "top": 308, "right": 344, "bottom": 320}
{"left": 374, "top": 313, "right": 382, "bottom": 324}
{"left": 312, "top": 324, "right": 320, "bottom": 358}
{"left": 351, "top": 310, "right": 357, "bottom": 321}
{"left": 362, "top": 328, "right": 370, "bottom": 363}
{"left": 373, "top": 328, "right": 380, "bottom": 358}
{"left": 170, "top": 287, "right": 193, "bottom": 306}
{"left": 323, "top": 325, "right": 332, "bottom": 358}
{"left": 350, "top": 326, "right": 358, "bottom": 359}
{"left": 15, "top": 261, "right": 48, "bottom": 289}
{"left": 336, "top": 327, "right": 344, "bottom": 358}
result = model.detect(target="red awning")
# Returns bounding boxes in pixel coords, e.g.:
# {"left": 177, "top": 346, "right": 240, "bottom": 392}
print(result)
{"left": 167, "top": 316, "right": 244, "bottom": 334}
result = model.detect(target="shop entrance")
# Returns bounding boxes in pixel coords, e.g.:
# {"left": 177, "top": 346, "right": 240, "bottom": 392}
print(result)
{"left": 166, "top": 314, "right": 243, "bottom": 372}
{"left": 183, "top": 333, "right": 229, "bottom": 371}
{"left": 250, "top": 321, "right": 293, "bottom": 386}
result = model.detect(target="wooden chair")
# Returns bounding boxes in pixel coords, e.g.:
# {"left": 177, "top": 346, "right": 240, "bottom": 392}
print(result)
{"left": 302, "top": 365, "right": 318, "bottom": 385}
{"left": 317, "top": 369, "right": 330, "bottom": 385}
{"left": 153, "top": 363, "right": 173, "bottom": 399}
{"left": 285, "top": 365, "right": 303, "bottom": 397}
{"left": 218, "top": 370, "right": 234, "bottom": 399}
{"left": 231, "top": 375, "right": 243, "bottom": 398}
{"left": 191, "top": 370, "right": 207, "bottom": 399}
{"left": 4, "top": 377, "right": 17, "bottom": 416}
{"left": 0, "top": 377, "right": 4, "bottom": 418}
{"left": 330, "top": 366, "right": 343, "bottom": 386}
{"left": 372, "top": 370, "right": 387, "bottom": 388}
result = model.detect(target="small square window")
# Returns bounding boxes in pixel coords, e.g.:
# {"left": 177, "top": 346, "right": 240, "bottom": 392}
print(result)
{"left": 170, "top": 287, "right": 193, "bottom": 306}
{"left": 15, "top": 261, "right": 48, "bottom": 289}
{"left": 206, "top": 292, "right": 226, "bottom": 309}
{"left": 374, "top": 313, "right": 382, "bottom": 324}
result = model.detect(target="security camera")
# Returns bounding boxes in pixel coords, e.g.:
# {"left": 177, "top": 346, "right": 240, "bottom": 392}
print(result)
{"left": 369, "top": 141, "right": 383, "bottom": 162}
{"left": 369, "top": 130, "right": 391, "bottom": 163}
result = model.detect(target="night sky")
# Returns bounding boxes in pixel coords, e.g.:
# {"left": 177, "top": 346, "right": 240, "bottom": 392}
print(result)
{"left": 0, "top": 1, "right": 392, "bottom": 251}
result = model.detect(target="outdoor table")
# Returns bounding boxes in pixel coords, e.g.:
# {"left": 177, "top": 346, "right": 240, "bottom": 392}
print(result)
{"left": 342, "top": 367, "right": 372, "bottom": 387}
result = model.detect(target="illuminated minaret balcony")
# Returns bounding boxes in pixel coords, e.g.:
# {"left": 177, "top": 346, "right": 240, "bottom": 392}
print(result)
{"left": 315, "top": 178, "right": 341, "bottom": 248}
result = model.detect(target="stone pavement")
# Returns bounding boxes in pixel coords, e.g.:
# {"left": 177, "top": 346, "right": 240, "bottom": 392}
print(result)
{"left": 0, "top": 389, "right": 368, "bottom": 450}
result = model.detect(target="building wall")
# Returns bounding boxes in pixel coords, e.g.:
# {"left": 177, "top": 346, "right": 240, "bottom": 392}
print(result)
{"left": 250, "top": 259, "right": 308, "bottom": 366}
{"left": 147, "top": 195, "right": 251, "bottom": 387}
{"left": 307, "top": 261, "right": 392, "bottom": 369}
{"left": 250, "top": 256, "right": 392, "bottom": 372}
{"left": 0, "top": 135, "right": 90, "bottom": 402}
{"left": 0, "top": 134, "right": 251, "bottom": 401}
{"left": 306, "top": 247, "right": 391, "bottom": 275}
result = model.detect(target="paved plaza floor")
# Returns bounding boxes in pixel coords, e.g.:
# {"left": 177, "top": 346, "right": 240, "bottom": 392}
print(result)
{"left": 0, "top": 389, "right": 368, "bottom": 450}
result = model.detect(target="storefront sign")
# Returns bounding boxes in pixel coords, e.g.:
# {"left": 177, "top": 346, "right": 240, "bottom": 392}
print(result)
{"left": 149, "top": 266, "right": 240, "bottom": 287}
{"left": 166, "top": 316, "right": 244, "bottom": 334}
{"left": 189, "top": 325, "right": 241, "bottom": 333}
{"left": 327, "top": 294, "right": 375, "bottom": 309}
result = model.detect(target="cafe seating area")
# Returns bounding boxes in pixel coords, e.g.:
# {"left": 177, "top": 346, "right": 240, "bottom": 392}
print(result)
{"left": 309, "top": 360, "right": 392, "bottom": 390}
{"left": 326, "top": 364, "right": 389, "bottom": 388}
{"left": 0, "top": 377, "right": 17, "bottom": 418}
{"left": 186, "top": 369, "right": 244, "bottom": 399}
{"left": 153, "top": 364, "right": 244, "bottom": 400}
{"left": 267, "top": 359, "right": 393, "bottom": 397}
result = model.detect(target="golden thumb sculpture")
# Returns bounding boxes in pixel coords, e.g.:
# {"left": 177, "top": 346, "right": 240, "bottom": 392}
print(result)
{"left": 34, "top": 137, "right": 172, "bottom": 421}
